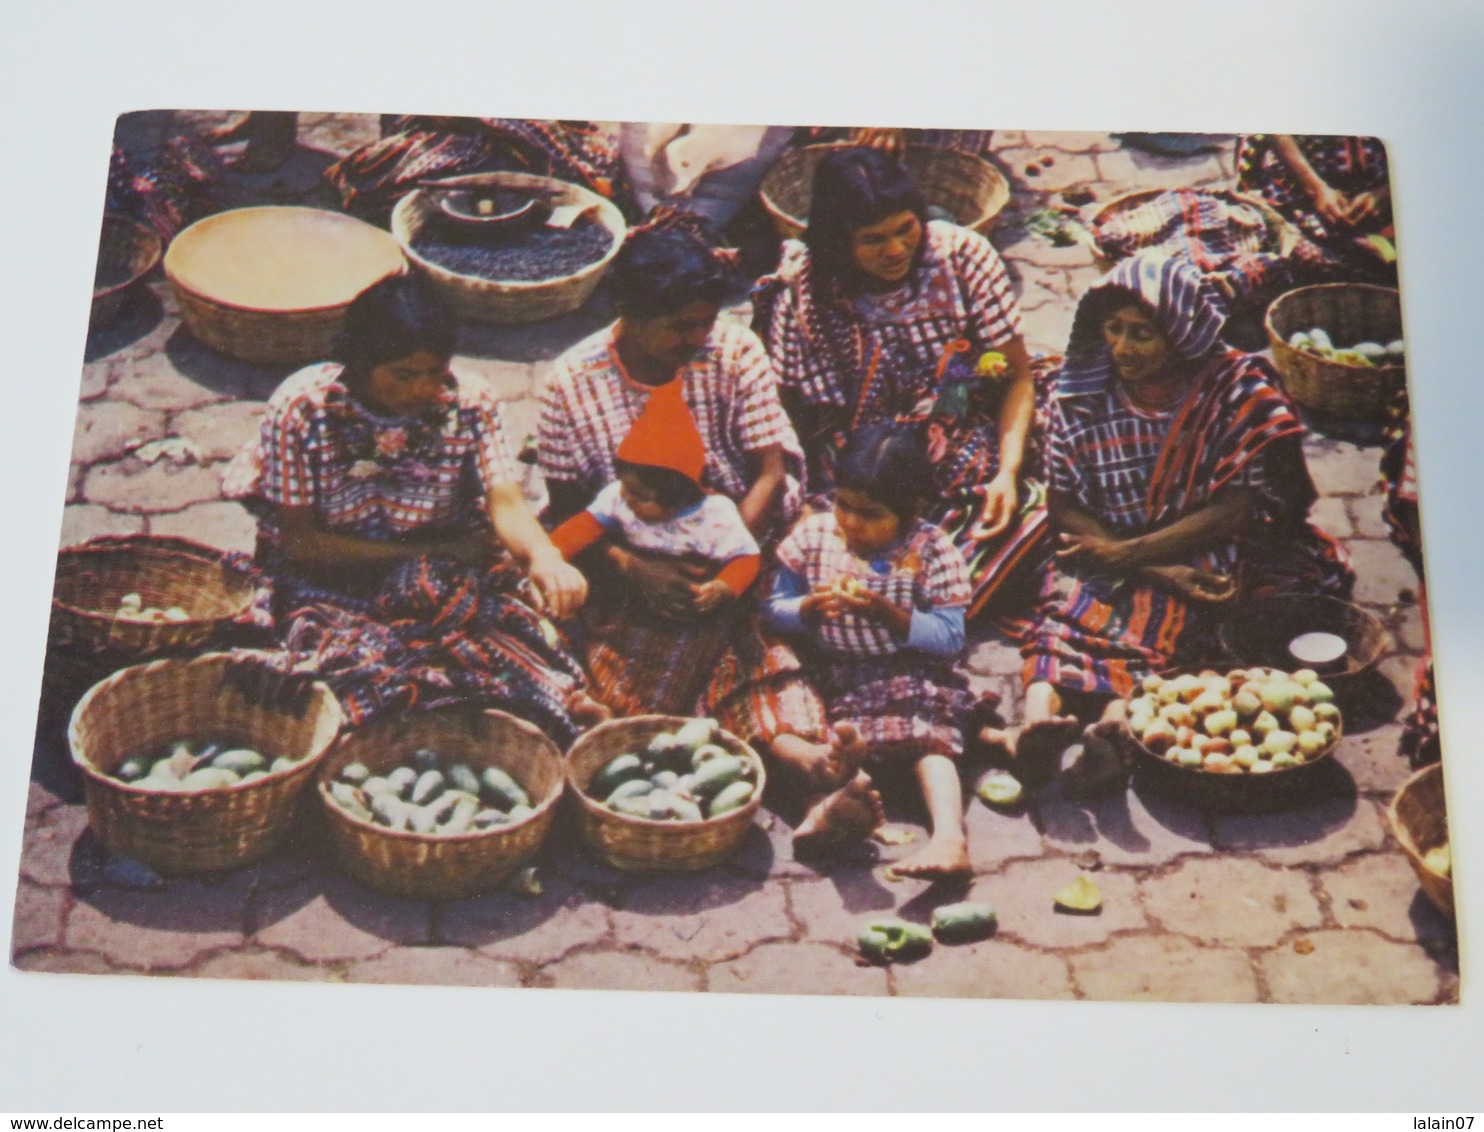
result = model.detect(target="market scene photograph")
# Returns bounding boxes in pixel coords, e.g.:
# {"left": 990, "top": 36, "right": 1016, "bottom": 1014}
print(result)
{"left": 8, "top": 110, "right": 1457, "bottom": 1005}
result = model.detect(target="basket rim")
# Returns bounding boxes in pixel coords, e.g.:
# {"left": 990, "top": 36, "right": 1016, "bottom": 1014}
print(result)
{"left": 1217, "top": 594, "right": 1393, "bottom": 675}
{"left": 317, "top": 707, "right": 566, "bottom": 844}
{"left": 565, "top": 714, "right": 767, "bottom": 829}
{"left": 392, "top": 172, "right": 626, "bottom": 295}
{"left": 164, "top": 205, "right": 406, "bottom": 316}
{"left": 95, "top": 214, "right": 164, "bottom": 302}
{"left": 1387, "top": 762, "right": 1449, "bottom": 867}
{"left": 52, "top": 535, "right": 256, "bottom": 626}
{"left": 67, "top": 652, "right": 343, "bottom": 790}
{"left": 1264, "top": 283, "right": 1407, "bottom": 374}
{"left": 758, "top": 142, "right": 1008, "bottom": 232}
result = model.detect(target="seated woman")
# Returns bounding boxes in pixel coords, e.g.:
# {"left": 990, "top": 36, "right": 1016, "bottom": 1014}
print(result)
{"left": 1003, "top": 253, "right": 1354, "bottom": 793}
{"left": 753, "top": 147, "right": 1048, "bottom": 621}
{"left": 540, "top": 228, "right": 880, "bottom": 843}
{"left": 224, "top": 276, "right": 600, "bottom": 746}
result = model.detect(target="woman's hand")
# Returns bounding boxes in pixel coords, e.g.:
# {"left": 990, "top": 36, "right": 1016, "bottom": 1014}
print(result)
{"left": 1309, "top": 181, "right": 1354, "bottom": 228}
{"left": 976, "top": 470, "right": 1020, "bottom": 539}
{"left": 1055, "top": 531, "right": 1139, "bottom": 572}
{"left": 526, "top": 549, "right": 589, "bottom": 620}
{"left": 1145, "top": 564, "right": 1237, "bottom": 604}
{"left": 1342, "top": 190, "right": 1383, "bottom": 226}
{"left": 616, "top": 548, "right": 712, "bottom": 621}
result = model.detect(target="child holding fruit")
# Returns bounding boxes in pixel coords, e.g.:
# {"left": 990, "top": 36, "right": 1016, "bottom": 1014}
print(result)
{"left": 765, "top": 422, "right": 975, "bottom": 878}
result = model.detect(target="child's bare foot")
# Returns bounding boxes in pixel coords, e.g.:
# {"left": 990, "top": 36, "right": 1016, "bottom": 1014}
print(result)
{"left": 891, "top": 834, "right": 971, "bottom": 880}
{"left": 1014, "top": 716, "right": 1082, "bottom": 788}
{"left": 772, "top": 723, "right": 867, "bottom": 792}
{"left": 793, "top": 771, "right": 884, "bottom": 853}
{"left": 976, "top": 725, "right": 1015, "bottom": 765}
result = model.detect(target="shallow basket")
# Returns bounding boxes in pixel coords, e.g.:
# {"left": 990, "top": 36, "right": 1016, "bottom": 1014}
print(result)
{"left": 1388, "top": 762, "right": 1454, "bottom": 918}
{"left": 1218, "top": 594, "right": 1391, "bottom": 689}
{"left": 318, "top": 707, "right": 564, "bottom": 900}
{"left": 92, "top": 214, "right": 162, "bottom": 326}
{"left": 165, "top": 206, "right": 405, "bottom": 367}
{"left": 1087, "top": 188, "right": 1300, "bottom": 273}
{"left": 566, "top": 715, "right": 765, "bottom": 873}
{"left": 391, "top": 172, "right": 627, "bottom": 324}
{"left": 758, "top": 144, "right": 1010, "bottom": 241}
{"left": 69, "top": 653, "right": 343, "bottom": 874}
{"left": 1265, "top": 284, "right": 1406, "bottom": 420}
{"left": 51, "top": 535, "right": 258, "bottom": 660}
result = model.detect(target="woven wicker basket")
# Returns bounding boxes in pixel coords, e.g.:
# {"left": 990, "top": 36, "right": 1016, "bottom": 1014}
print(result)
{"left": 1265, "top": 284, "right": 1405, "bottom": 420}
{"left": 1218, "top": 594, "right": 1392, "bottom": 690}
{"left": 318, "top": 707, "right": 564, "bottom": 900}
{"left": 1087, "top": 188, "right": 1300, "bottom": 273}
{"left": 391, "top": 172, "right": 627, "bottom": 324}
{"left": 758, "top": 144, "right": 1010, "bottom": 242}
{"left": 566, "top": 715, "right": 765, "bottom": 872}
{"left": 69, "top": 653, "right": 343, "bottom": 874}
{"left": 1389, "top": 762, "right": 1454, "bottom": 918}
{"left": 51, "top": 535, "right": 257, "bottom": 660}
{"left": 92, "top": 215, "right": 162, "bottom": 326}
{"left": 165, "top": 206, "right": 405, "bottom": 367}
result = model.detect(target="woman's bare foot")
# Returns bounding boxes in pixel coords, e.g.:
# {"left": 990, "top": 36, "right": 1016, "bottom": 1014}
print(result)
{"left": 793, "top": 771, "right": 884, "bottom": 853}
{"left": 976, "top": 725, "right": 1015, "bottom": 765}
{"left": 891, "top": 833, "right": 972, "bottom": 880}
{"left": 772, "top": 722, "right": 867, "bottom": 792}
{"left": 1061, "top": 720, "right": 1133, "bottom": 798}
{"left": 1014, "top": 715, "right": 1082, "bottom": 787}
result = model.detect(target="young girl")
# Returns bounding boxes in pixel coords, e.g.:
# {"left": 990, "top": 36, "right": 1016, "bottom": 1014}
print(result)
{"left": 765, "top": 422, "right": 975, "bottom": 878}
{"left": 549, "top": 379, "right": 765, "bottom": 706}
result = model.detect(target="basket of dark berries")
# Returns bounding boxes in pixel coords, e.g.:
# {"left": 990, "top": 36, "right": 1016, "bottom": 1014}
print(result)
{"left": 391, "top": 172, "right": 626, "bottom": 324}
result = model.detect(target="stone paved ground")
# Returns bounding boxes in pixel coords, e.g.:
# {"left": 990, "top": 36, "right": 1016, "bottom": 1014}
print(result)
{"left": 9, "top": 113, "right": 1459, "bottom": 1005}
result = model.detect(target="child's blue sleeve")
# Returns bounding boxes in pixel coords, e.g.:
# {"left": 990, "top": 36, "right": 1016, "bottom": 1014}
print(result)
{"left": 906, "top": 605, "right": 966, "bottom": 658}
{"left": 763, "top": 565, "right": 811, "bottom": 636}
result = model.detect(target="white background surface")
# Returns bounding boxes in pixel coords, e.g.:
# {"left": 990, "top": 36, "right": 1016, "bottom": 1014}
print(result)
{"left": 1, "top": 0, "right": 1480, "bottom": 1111}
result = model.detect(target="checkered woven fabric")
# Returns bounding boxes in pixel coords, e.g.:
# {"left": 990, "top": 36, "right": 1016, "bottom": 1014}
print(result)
{"left": 775, "top": 511, "right": 970, "bottom": 657}
{"left": 538, "top": 319, "right": 804, "bottom": 520}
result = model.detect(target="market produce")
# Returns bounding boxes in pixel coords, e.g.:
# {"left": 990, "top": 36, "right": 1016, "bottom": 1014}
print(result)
{"left": 857, "top": 919, "right": 934, "bottom": 964}
{"left": 1424, "top": 843, "right": 1451, "bottom": 878}
{"left": 590, "top": 720, "right": 759, "bottom": 822}
{"left": 930, "top": 902, "right": 997, "bottom": 943}
{"left": 1053, "top": 874, "right": 1102, "bottom": 914}
{"left": 1124, "top": 667, "right": 1342, "bottom": 775}
{"left": 325, "top": 748, "right": 535, "bottom": 836}
{"left": 1287, "top": 327, "right": 1404, "bottom": 367}
{"left": 112, "top": 592, "right": 189, "bottom": 623}
{"left": 411, "top": 219, "right": 614, "bottom": 283}
{"left": 976, "top": 771, "right": 1024, "bottom": 807}
{"left": 111, "top": 739, "right": 287, "bottom": 789}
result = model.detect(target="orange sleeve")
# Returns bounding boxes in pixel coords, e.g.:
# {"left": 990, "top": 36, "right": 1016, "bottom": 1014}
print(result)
{"left": 716, "top": 553, "right": 761, "bottom": 596}
{"left": 550, "top": 511, "right": 606, "bottom": 561}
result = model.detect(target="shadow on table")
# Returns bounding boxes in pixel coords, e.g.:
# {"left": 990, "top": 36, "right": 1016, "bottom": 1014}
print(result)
{"left": 453, "top": 280, "right": 618, "bottom": 364}
{"left": 164, "top": 324, "right": 296, "bottom": 402}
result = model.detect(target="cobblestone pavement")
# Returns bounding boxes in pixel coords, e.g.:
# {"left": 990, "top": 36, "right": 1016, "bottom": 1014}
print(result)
{"left": 9, "top": 114, "right": 1459, "bottom": 1005}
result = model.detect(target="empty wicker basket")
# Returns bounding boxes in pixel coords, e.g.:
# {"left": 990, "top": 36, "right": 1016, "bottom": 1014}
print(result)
{"left": 92, "top": 215, "right": 163, "bottom": 326}
{"left": 1265, "top": 284, "right": 1406, "bottom": 420}
{"left": 759, "top": 144, "right": 1010, "bottom": 241}
{"left": 391, "top": 172, "right": 627, "bottom": 324}
{"left": 1218, "top": 594, "right": 1391, "bottom": 689}
{"left": 51, "top": 535, "right": 257, "bottom": 660}
{"left": 69, "top": 653, "right": 343, "bottom": 874}
{"left": 165, "top": 206, "right": 406, "bottom": 367}
{"left": 1388, "top": 762, "right": 1453, "bottom": 918}
{"left": 566, "top": 715, "right": 765, "bottom": 873}
{"left": 318, "top": 707, "right": 565, "bottom": 900}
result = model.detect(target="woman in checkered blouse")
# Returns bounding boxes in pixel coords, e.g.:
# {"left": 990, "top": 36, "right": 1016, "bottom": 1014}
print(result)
{"left": 999, "top": 254, "right": 1353, "bottom": 795}
{"left": 753, "top": 147, "right": 1049, "bottom": 623}
{"left": 226, "top": 277, "right": 602, "bottom": 745}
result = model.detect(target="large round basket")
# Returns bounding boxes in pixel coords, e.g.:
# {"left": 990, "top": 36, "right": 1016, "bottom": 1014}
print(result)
{"left": 391, "top": 172, "right": 626, "bottom": 324}
{"left": 758, "top": 144, "right": 1010, "bottom": 241}
{"left": 164, "top": 206, "right": 405, "bottom": 367}
{"left": 51, "top": 535, "right": 258, "bottom": 660}
{"left": 1265, "top": 284, "right": 1406, "bottom": 420}
{"left": 1087, "top": 188, "right": 1300, "bottom": 273}
{"left": 318, "top": 707, "right": 564, "bottom": 900}
{"left": 1218, "top": 594, "right": 1391, "bottom": 694}
{"left": 1388, "top": 762, "right": 1453, "bottom": 918}
{"left": 69, "top": 653, "right": 343, "bottom": 874}
{"left": 566, "top": 715, "right": 765, "bottom": 872}
{"left": 92, "top": 215, "right": 163, "bottom": 326}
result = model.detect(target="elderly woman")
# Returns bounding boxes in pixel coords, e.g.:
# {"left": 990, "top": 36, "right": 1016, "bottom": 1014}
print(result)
{"left": 753, "top": 147, "right": 1048, "bottom": 620}
{"left": 540, "top": 228, "right": 883, "bottom": 846}
{"left": 225, "top": 276, "right": 600, "bottom": 746}
{"left": 995, "top": 254, "right": 1353, "bottom": 792}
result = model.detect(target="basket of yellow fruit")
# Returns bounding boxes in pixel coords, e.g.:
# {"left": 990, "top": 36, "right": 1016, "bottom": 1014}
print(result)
{"left": 1124, "top": 666, "right": 1345, "bottom": 811}
{"left": 1388, "top": 762, "right": 1453, "bottom": 918}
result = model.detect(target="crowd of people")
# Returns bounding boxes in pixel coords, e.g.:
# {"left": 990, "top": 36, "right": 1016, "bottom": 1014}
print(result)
{"left": 193, "top": 127, "right": 1421, "bottom": 880}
